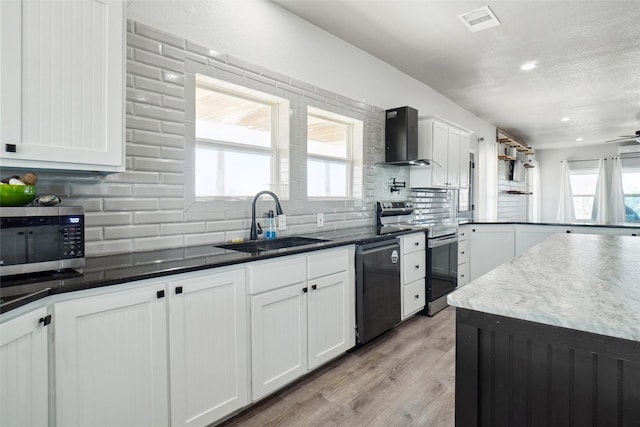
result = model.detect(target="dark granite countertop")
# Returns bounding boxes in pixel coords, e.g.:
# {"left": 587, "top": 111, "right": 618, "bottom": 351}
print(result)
{"left": 459, "top": 220, "right": 640, "bottom": 230}
{"left": 1, "top": 226, "right": 419, "bottom": 313}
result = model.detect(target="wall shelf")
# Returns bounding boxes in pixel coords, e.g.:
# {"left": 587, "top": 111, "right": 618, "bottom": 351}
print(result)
{"left": 498, "top": 154, "right": 516, "bottom": 161}
{"left": 497, "top": 128, "right": 535, "bottom": 155}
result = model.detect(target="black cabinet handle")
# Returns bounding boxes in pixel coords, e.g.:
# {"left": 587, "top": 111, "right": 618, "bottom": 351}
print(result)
{"left": 5, "top": 143, "right": 17, "bottom": 153}
{"left": 472, "top": 229, "right": 476, "bottom": 232}
{"left": 461, "top": 274, "right": 465, "bottom": 277}
{"left": 415, "top": 265, "right": 420, "bottom": 269}
{"left": 39, "top": 315, "right": 52, "bottom": 326}
{"left": 302, "top": 287, "right": 308, "bottom": 293}
{"left": 461, "top": 251, "right": 465, "bottom": 255}
{"left": 414, "top": 242, "right": 419, "bottom": 246}
{"left": 414, "top": 294, "right": 420, "bottom": 299}
{"left": 175, "top": 286, "right": 183, "bottom": 294}
{"left": 312, "top": 284, "right": 317, "bottom": 290}
{"left": 566, "top": 230, "right": 571, "bottom": 233}
{"left": 157, "top": 290, "right": 165, "bottom": 299}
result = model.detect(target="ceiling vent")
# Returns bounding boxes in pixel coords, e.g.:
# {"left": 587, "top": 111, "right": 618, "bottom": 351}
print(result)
{"left": 457, "top": 6, "right": 501, "bottom": 32}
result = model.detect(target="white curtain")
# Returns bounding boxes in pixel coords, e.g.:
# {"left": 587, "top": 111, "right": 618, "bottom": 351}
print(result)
{"left": 609, "top": 157, "right": 626, "bottom": 222}
{"left": 592, "top": 158, "right": 608, "bottom": 224}
{"left": 556, "top": 160, "right": 575, "bottom": 222}
{"left": 527, "top": 160, "right": 541, "bottom": 221}
{"left": 478, "top": 138, "right": 498, "bottom": 220}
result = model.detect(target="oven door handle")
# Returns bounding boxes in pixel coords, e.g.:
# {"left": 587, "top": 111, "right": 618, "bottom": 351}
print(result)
{"left": 428, "top": 235, "right": 458, "bottom": 248}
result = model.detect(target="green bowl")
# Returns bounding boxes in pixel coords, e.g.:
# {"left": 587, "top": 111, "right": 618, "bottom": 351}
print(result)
{"left": 0, "top": 185, "right": 37, "bottom": 207}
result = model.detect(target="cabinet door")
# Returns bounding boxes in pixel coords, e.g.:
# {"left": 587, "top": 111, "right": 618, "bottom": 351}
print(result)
{"left": 469, "top": 225, "right": 515, "bottom": 281}
{"left": 0, "top": 0, "right": 124, "bottom": 171}
{"left": 431, "top": 121, "right": 450, "bottom": 187}
{"left": 459, "top": 132, "right": 471, "bottom": 187}
{"left": 251, "top": 284, "right": 307, "bottom": 400}
{"left": 168, "top": 269, "right": 248, "bottom": 427}
{"left": 54, "top": 285, "right": 169, "bottom": 427}
{"left": 0, "top": 307, "right": 48, "bottom": 427}
{"left": 307, "top": 271, "right": 353, "bottom": 370}
{"left": 402, "top": 279, "right": 426, "bottom": 318}
{"left": 447, "top": 127, "right": 461, "bottom": 187}
{"left": 403, "top": 250, "right": 426, "bottom": 284}
{"left": 514, "top": 225, "right": 565, "bottom": 257}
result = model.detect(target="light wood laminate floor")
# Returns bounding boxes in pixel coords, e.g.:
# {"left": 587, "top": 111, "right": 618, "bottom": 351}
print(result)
{"left": 220, "top": 306, "right": 456, "bottom": 427}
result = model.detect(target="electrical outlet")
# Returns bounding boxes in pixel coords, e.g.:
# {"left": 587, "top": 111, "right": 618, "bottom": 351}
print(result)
{"left": 278, "top": 214, "right": 286, "bottom": 231}
{"left": 317, "top": 213, "right": 324, "bottom": 228}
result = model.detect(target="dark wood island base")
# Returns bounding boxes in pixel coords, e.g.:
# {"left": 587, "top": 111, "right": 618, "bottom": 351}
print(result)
{"left": 455, "top": 308, "right": 640, "bottom": 426}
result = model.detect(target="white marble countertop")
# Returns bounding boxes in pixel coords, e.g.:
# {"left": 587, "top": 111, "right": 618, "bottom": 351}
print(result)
{"left": 448, "top": 233, "right": 640, "bottom": 342}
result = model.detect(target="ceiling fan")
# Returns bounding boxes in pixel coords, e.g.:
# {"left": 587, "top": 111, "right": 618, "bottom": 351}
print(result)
{"left": 606, "top": 130, "right": 640, "bottom": 144}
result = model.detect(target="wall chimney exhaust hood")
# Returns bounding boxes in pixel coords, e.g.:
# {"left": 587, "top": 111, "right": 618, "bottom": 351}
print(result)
{"left": 384, "top": 106, "right": 436, "bottom": 166}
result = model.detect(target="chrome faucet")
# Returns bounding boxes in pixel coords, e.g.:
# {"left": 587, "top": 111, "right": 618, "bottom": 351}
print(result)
{"left": 250, "top": 191, "right": 284, "bottom": 240}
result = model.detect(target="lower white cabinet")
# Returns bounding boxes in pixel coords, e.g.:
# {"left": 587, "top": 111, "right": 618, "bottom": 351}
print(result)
{"left": 168, "top": 269, "right": 248, "bottom": 427}
{"left": 249, "top": 247, "right": 355, "bottom": 401}
{"left": 54, "top": 284, "right": 169, "bottom": 427}
{"left": 398, "top": 233, "right": 426, "bottom": 320}
{"left": 468, "top": 225, "right": 515, "bottom": 281}
{"left": 514, "top": 225, "right": 569, "bottom": 257}
{"left": 54, "top": 266, "right": 248, "bottom": 427}
{"left": 0, "top": 307, "right": 49, "bottom": 427}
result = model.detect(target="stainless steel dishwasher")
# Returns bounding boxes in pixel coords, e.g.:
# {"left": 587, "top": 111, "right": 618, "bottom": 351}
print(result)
{"left": 355, "top": 238, "right": 401, "bottom": 344}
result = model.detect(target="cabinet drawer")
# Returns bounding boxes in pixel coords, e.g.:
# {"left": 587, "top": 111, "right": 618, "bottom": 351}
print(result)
{"left": 458, "top": 239, "right": 469, "bottom": 264}
{"left": 401, "top": 233, "right": 426, "bottom": 255}
{"left": 458, "top": 227, "right": 469, "bottom": 242}
{"left": 403, "top": 250, "right": 425, "bottom": 284}
{"left": 403, "top": 279, "right": 425, "bottom": 317}
{"left": 248, "top": 254, "right": 306, "bottom": 294}
{"left": 307, "top": 248, "right": 350, "bottom": 279}
{"left": 458, "top": 262, "right": 469, "bottom": 287}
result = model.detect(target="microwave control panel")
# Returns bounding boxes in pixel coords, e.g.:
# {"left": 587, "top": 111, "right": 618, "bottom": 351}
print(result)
{"left": 61, "top": 215, "right": 84, "bottom": 258}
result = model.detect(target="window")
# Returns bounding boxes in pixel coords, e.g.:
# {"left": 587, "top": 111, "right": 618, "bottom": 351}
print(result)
{"left": 622, "top": 168, "right": 640, "bottom": 221}
{"left": 306, "top": 107, "right": 363, "bottom": 199}
{"left": 194, "top": 74, "right": 289, "bottom": 198}
{"left": 569, "top": 169, "right": 598, "bottom": 220}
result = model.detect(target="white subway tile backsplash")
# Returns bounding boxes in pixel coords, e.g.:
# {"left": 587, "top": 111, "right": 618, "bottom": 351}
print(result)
{"left": 85, "top": 227, "right": 104, "bottom": 241}
{"left": 160, "top": 173, "right": 184, "bottom": 185}
{"left": 134, "top": 49, "right": 184, "bottom": 73}
{"left": 105, "top": 171, "right": 161, "bottom": 184}
{"left": 104, "top": 224, "right": 160, "bottom": 240}
{"left": 70, "top": 184, "right": 133, "bottom": 198}
{"left": 159, "top": 198, "right": 185, "bottom": 209}
{"left": 184, "top": 232, "right": 226, "bottom": 247}
{"left": 134, "top": 103, "right": 184, "bottom": 123}
{"left": 132, "top": 130, "right": 184, "bottom": 148}
{"left": 162, "top": 70, "right": 185, "bottom": 86}
{"left": 127, "top": 60, "right": 162, "bottom": 80}
{"left": 104, "top": 198, "right": 159, "bottom": 211}
{"left": 162, "top": 96, "right": 185, "bottom": 111}
{"left": 134, "top": 210, "right": 184, "bottom": 224}
{"left": 205, "top": 219, "right": 244, "bottom": 232}
{"left": 86, "top": 240, "right": 134, "bottom": 257}
{"left": 135, "top": 76, "right": 184, "bottom": 98}
{"left": 134, "top": 22, "right": 185, "bottom": 49}
{"left": 134, "top": 184, "right": 184, "bottom": 198}
{"left": 159, "top": 147, "right": 184, "bottom": 160}
{"left": 132, "top": 157, "right": 184, "bottom": 173}
{"left": 86, "top": 212, "right": 134, "bottom": 226}
{"left": 127, "top": 33, "right": 162, "bottom": 54}
{"left": 161, "top": 222, "right": 205, "bottom": 235}
{"left": 126, "top": 116, "right": 162, "bottom": 133}
{"left": 127, "top": 88, "right": 162, "bottom": 106}
{"left": 161, "top": 122, "right": 185, "bottom": 136}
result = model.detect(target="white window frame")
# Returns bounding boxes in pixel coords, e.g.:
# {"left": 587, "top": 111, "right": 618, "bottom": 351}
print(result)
{"left": 568, "top": 167, "right": 599, "bottom": 222}
{"left": 621, "top": 164, "right": 640, "bottom": 222}
{"left": 193, "top": 72, "right": 289, "bottom": 201}
{"left": 306, "top": 106, "right": 363, "bottom": 200}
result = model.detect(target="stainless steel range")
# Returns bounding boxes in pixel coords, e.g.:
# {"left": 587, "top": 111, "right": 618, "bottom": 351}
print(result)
{"left": 377, "top": 188, "right": 459, "bottom": 316}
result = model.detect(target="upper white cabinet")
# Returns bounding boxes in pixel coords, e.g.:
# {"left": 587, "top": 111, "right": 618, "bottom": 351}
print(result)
{"left": 0, "top": 0, "right": 125, "bottom": 172}
{"left": 459, "top": 132, "right": 470, "bottom": 187}
{"left": 0, "top": 307, "right": 49, "bottom": 427}
{"left": 54, "top": 283, "right": 169, "bottom": 427}
{"left": 410, "top": 118, "right": 470, "bottom": 188}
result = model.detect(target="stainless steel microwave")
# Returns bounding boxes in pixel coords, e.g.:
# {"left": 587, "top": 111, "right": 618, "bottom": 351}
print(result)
{"left": 0, "top": 206, "right": 85, "bottom": 276}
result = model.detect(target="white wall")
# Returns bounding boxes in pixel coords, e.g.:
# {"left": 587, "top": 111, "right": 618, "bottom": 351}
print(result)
{"left": 535, "top": 144, "right": 620, "bottom": 222}
{"left": 127, "top": 0, "right": 495, "bottom": 144}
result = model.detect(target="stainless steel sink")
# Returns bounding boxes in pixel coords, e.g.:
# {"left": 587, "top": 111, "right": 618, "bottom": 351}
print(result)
{"left": 215, "top": 236, "right": 328, "bottom": 253}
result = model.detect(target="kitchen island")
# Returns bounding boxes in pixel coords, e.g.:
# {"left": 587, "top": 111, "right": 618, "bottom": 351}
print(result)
{"left": 447, "top": 233, "right": 640, "bottom": 426}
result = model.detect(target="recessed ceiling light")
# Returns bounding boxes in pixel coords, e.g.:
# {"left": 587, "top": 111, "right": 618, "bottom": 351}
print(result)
{"left": 561, "top": 117, "right": 571, "bottom": 122}
{"left": 520, "top": 62, "right": 538, "bottom": 71}
{"left": 576, "top": 138, "right": 583, "bottom": 141}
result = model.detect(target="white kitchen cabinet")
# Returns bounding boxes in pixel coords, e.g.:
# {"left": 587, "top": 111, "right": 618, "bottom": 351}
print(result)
{"left": 249, "top": 247, "right": 355, "bottom": 400}
{"left": 410, "top": 119, "right": 467, "bottom": 188}
{"left": 398, "top": 233, "right": 426, "bottom": 319}
{"left": 457, "top": 227, "right": 470, "bottom": 287}
{"left": 0, "top": 306, "right": 48, "bottom": 427}
{"left": 307, "top": 270, "right": 352, "bottom": 370}
{"left": 514, "top": 224, "right": 569, "bottom": 257}
{"left": 468, "top": 224, "right": 515, "bottom": 281}
{"left": 167, "top": 269, "right": 248, "bottom": 427}
{"left": 54, "top": 283, "right": 169, "bottom": 427}
{"left": 459, "top": 132, "right": 471, "bottom": 188}
{"left": 251, "top": 279, "right": 308, "bottom": 401}
{"left": 0, "top": 0, "right": 125, "bottom": 172}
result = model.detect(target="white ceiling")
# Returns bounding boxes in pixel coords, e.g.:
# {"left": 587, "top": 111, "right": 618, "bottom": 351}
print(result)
{"left": 272, "top": 0, "right": 640, "bottom": 150}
